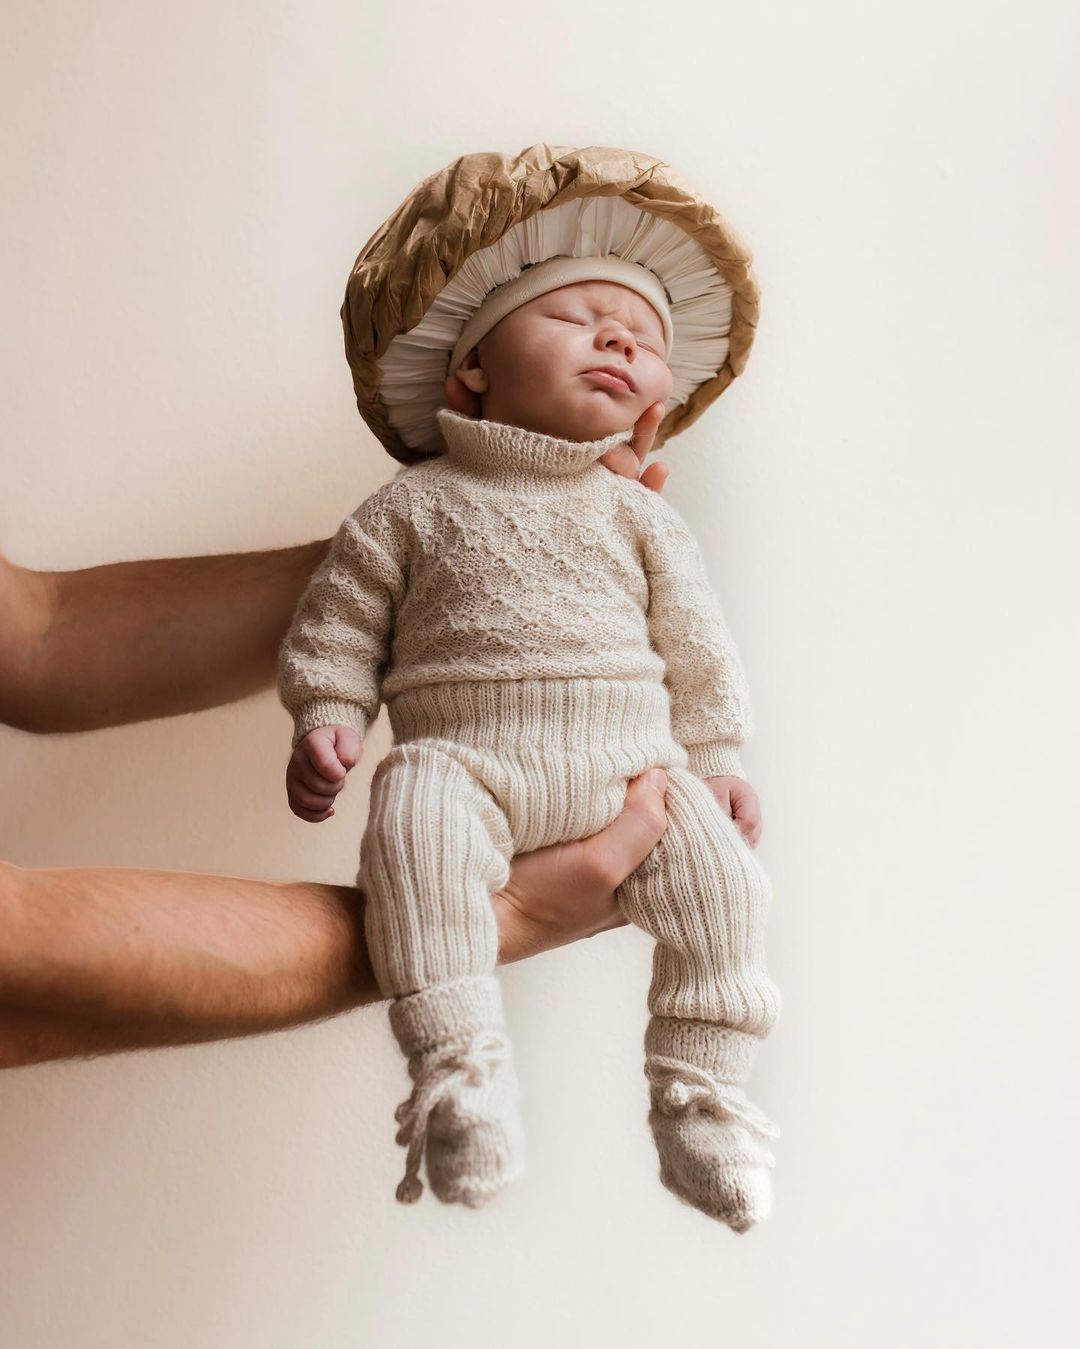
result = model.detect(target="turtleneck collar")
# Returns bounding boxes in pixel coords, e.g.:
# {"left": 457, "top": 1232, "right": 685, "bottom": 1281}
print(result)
{"left": 435, "top": 407, "right": 634, "bottom": 483}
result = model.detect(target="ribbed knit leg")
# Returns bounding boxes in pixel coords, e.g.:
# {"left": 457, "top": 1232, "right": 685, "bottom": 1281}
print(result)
{"left": 358, "top": 743, "right": 524, "bottom": 1208}
{"left": 615, "top": 766, "right": 783, "bottom": 1232}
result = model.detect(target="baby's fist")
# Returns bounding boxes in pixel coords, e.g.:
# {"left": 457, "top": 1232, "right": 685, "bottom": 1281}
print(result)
{"left": 286, "top": 724, "right": 363, "bottom": 823}
{"left": 704, "top": 775, "right": 763, "bottom": 849}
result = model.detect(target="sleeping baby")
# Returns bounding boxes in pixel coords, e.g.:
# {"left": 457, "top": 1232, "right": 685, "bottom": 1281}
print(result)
{"left": 277, "top": 272, "right": 782, "bottom": 1233}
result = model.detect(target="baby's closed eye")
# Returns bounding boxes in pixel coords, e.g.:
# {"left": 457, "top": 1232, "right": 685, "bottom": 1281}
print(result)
{"left": 552, "top": 312, "right": 660, "bottom": 355}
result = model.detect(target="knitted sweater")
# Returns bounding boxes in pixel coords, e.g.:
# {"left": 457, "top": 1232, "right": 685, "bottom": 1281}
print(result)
{"left": 278, "top": 407, "right": 754, "bottom": 780}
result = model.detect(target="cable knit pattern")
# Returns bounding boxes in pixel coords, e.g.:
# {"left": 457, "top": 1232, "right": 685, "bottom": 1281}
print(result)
{"left": 277, "top": 408, "right": 780, "bottom": 1228}
{"left": 278, "top": 407, "right": 753, "bottom": 779}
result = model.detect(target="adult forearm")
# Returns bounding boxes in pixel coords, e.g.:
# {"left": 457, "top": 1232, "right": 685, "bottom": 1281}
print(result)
{"left": 0, "top": 863, "right": 374, "bottom": 1050}
{"left": 0, "top": 557, "right": 54, "bottom": 730}
{"left": 0, "top": 864, "right": 620, "bottom": 1069}
{"left": 0, "top": 771, "right": 666, "bottom": 1069}
{"left": 2, "top": 541, "right": 329, "bottom": 733}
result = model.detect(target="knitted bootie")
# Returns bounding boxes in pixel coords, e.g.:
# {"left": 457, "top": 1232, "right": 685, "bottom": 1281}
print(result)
{"left": 643, "top": 1016, "right": 779, "bottom": 1233}
{"left": 387, "top": 975, "right": 525, "bottom": 1209}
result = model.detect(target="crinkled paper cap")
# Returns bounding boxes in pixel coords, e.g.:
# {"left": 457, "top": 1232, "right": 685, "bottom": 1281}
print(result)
{"left": 341, "top": 143, "right": 760, "bottom": 465}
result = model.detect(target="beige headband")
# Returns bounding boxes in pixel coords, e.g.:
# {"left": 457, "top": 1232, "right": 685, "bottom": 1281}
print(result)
{"left": 448, "top": 254, "right": 675, "bottom": 377}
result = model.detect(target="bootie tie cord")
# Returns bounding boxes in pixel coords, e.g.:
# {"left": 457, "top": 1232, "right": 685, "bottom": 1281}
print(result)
{"left": 644, "top": 1054, "right": 781, "bottom": 1149}
{"left": 393, "top": 1029, "right": 512, "bottom": 1204}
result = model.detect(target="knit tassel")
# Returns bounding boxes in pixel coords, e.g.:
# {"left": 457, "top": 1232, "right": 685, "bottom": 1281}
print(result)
{"left": 392, "top": 1029, "right": 511, "bottom": 1204}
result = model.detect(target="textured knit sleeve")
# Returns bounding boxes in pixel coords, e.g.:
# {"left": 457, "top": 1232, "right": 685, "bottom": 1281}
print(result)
{"left": 638, "top": 493, "right": 754, "bottom": 780}
{"left": 277, "top": 487, "right": 410, "bottom": 750}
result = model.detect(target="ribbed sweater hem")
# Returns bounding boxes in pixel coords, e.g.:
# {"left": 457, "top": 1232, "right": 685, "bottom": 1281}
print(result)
{"left": 386, "top": 676, "right": 689, "bottom": 764}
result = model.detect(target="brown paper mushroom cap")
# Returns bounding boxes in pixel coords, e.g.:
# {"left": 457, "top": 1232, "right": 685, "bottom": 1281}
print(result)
{"left": 340, "top": 143, "right": 760, "bottom": 465}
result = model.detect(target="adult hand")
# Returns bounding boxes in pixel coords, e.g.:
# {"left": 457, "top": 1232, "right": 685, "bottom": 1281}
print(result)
{"left": 597, "top": 399, "right": 669, "bottom": 493}
{"left": 443, "top": 375, "right": 670, "bottom": 495}
{"left": 493, "top": 767, "right": 670, "bottom": 961}
{"left": 0, "top": 767, "right": 670, "bottom": 1067}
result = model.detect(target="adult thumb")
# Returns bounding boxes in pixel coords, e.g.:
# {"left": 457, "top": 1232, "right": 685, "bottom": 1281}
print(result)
{"left": 611, "top": 769, "right": 670, "bottom": 873}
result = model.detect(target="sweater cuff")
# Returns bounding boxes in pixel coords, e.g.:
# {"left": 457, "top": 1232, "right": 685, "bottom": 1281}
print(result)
{"left": 685, "top": 740, "right": 746, "bottom": 781}
{"left": 290, "top": 700, "right": 371, "bottom": 750}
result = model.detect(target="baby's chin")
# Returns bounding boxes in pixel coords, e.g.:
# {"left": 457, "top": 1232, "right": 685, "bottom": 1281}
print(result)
{"left": 542, "top": 391, "right": 640, "bottom": 442}
{"left": 567, "top": 403, "right": 639, "bottom": 442}
{"left": 481, "top": 388, "right": 642, "bottom": 442}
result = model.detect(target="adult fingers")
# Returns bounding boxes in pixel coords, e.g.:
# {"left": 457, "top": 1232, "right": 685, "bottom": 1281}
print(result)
{"left": 598, "top": 441, "right": 647, "bottom": 481}
{"left": 589, "top": 768, "right": 670, "bottom": 893}
{"left": 629, "top": 401, "right": 666, "bottom": 465}
{"left": 638, "top": 459, "right": 669, "bottom": 495}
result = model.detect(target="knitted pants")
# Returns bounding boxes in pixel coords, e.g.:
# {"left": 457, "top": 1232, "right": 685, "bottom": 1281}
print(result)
{"left": 358, "top": 677, "right": 782, "bottom": 1221}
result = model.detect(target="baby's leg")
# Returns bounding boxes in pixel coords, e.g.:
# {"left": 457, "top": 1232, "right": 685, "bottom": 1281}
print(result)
{"left": 359, "top": 741, "right": 524, "bottom": 1209}
{"left": 615, "top": 766, "right": 783, "bottom": 1232}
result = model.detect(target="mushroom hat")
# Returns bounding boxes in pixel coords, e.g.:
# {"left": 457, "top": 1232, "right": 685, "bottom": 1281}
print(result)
{"left": 340, "top": 142, "right": 760, "bottom": 466}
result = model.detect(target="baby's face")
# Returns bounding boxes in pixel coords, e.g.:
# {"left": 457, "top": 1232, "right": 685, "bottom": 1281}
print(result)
{"left": 456, "top": 280, "right": 674, "bottom": 441}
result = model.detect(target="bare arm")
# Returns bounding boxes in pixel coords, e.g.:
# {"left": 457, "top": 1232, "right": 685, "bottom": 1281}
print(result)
{"left": 0, "top": 399, "right": 673, "bottom": 1065}
{"left": 0, "top": 401, "right": 667, "bottom": 737}
{"left": 0, "top": 541, "right": 329, "bottom": 734}
{"left": 0, "top": 768, "right": 669, "bottom": 1068}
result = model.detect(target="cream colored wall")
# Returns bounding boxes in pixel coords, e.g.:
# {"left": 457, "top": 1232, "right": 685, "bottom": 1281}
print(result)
{"left": 2, "top": 2, "right": 1077, "bottom": 1346}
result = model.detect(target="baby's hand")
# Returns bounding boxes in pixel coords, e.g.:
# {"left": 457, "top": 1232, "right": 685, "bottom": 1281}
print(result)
{"left": 286, "top": 725, "right": 363, "bottom": 823}
{"left": 704, "top": 775, "right": 763, "bottom": 849}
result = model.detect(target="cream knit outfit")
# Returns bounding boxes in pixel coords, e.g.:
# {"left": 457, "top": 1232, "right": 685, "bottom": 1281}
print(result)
{"left": 278, "top": 407, "right": 783, "bottom": 1230}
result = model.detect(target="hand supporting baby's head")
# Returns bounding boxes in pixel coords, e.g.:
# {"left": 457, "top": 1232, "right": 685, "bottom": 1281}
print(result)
{"left": 445, "top": 280, "right": 674, "bottom": 442}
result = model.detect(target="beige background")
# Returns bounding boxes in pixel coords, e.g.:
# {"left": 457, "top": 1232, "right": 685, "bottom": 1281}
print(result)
{"left": 2, "top": 2, "right": 1078, "bottom": 1346}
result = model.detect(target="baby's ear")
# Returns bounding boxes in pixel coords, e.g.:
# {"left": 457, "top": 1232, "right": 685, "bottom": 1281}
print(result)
{"left": 453, "top": 347, "right": 488, "bottom": 395}
{"left": 443, "top": 370, "right": 482, "bottom": 418}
